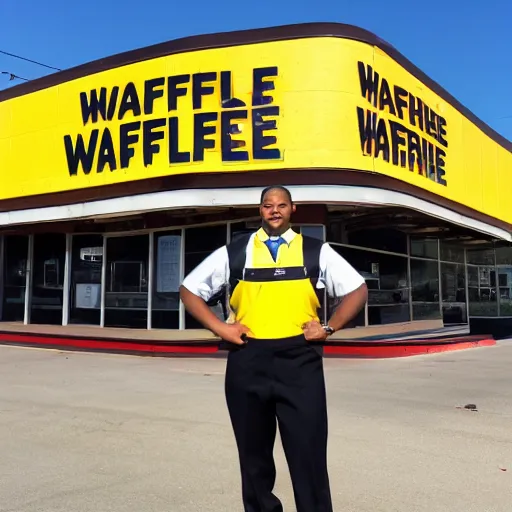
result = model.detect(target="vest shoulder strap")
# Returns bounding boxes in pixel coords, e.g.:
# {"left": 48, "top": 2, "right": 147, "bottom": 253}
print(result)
{"left": 227, "top": 232, "right": 252, "bottom": 290}
{"left": 302, "top": 234, "right": 326, "bottom": 321}
{"left": 302, "top": 235, "right": 323, "bottom": 279}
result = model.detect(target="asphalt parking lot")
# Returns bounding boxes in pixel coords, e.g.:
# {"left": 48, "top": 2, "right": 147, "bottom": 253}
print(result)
{"left": 0, "top": 342, "right": 510, "bottom": 512}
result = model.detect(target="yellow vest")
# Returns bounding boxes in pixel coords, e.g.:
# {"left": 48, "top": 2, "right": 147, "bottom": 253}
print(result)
{"left": 229, "top": 228, "right": 321, "bottom": 339}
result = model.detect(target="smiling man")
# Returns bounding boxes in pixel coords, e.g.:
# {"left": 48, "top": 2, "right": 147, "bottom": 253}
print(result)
{"left": 180, "top": 186, "right": 368, "bottom": 512}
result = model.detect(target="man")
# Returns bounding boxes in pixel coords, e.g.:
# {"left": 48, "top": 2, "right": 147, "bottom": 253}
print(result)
{"left": 180, "top": 186, "right": 368, "bottom": 512}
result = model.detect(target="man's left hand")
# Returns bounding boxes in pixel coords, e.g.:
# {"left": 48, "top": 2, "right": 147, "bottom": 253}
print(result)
{"left": 302, "top": 321, "right": 328, "bottom": 342}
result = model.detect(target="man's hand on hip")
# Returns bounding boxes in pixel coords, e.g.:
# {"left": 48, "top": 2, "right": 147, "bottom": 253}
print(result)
{"left": 302, "top": 321, "right": 328, "bottom": 342}
{"left": 217, "top": 322, "right": 252, "bottom": 345}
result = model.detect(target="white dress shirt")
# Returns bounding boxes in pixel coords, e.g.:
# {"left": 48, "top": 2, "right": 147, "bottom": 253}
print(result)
{"left": 182, "top": 229, "right": 365, "bottom": 302}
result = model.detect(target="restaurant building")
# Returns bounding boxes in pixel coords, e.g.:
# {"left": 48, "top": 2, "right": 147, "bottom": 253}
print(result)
{"left": 0, "top": 23, "right": 511, "bottom": 352}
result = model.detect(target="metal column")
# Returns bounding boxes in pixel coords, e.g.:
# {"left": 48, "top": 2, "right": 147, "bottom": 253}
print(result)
{"left": 147, "top": 232, "right": 154, "bottom": 330}
{"left": 178, "top": 228, "right": 186, "bottom": 330}
{"left": 23, "top": 235, "right": 34, "bottom": 325}
{"left": 100, "top": 236, "right": 107, "bottom": 327}
{"left": 62, "top": 234, "right": 72, "bottom": 326}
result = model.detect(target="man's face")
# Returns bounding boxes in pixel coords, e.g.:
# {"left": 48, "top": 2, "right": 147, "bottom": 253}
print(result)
{"left": 259, "top": 189, "right": 296, "bottom": 235}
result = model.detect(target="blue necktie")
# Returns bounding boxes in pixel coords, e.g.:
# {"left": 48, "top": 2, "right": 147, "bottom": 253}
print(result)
{"left": 265, "top": 237, "right": 285, "bottom": 262}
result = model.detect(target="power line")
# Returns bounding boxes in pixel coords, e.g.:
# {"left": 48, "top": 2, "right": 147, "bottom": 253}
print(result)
{"left": 0, "top": 49, "right": 61, "bottom": 71}
{"left": 1, "top": 71, "right": 29, "bottom": 82}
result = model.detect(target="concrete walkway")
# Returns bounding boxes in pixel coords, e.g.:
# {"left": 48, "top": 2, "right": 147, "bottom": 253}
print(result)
{"left": 0, "top": 342, "right": 510, "bottom": 511}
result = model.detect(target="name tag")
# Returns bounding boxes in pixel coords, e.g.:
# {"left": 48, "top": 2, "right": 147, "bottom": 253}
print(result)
{"left": 243, "top": 266, "right": 310, "bottom": 282}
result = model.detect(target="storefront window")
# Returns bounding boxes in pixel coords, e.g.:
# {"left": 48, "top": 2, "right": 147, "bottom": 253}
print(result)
{"left": 184, "top": 225, "right": 227, "bottom": 328}
{"left": 230, "top": 221, "right": 257, "bottom": 241}
{"left": 105, "top": 234, "right": 149, "bottom": 328}
{"left": 410, "top": 259, "right": 441, "bottom": 320}
{"left": 495, "top": 246, "right": 512, "bottom": 266}
{"left": 496, "top": 266, "right": 512, "bottom": 316}
{"left": 493, "top": 246, "right": 512, "bottom": 315}
{"left": 347, "top": 228, "right": 408, "bottom": 254}
{"left": 410, "top": 238, "right": 438, "bottom": 259}
{"left": 299, "top": 225, "right": 324, "bottom": 240}
{"left": 440, "top": 240, "right": 465, "bottom": 263}
{"left": 441, "top": 263, "right": 467, "bottom": 324}
{"left": 69, "top": 235, "right": 103, "bottom": 325}
{"left": 30, "top": 234, "right": 66, "bottom": 325}
{"left": 2, "top": 235, "right": 28, "bottom": 322}
{"left": 331, "top": 245, "right": 410, "bottom": 326}
{"left": 327, "top": 220, "right": 347, "bottom": 245}
{"left": 152, "top": 230, "right": 182, "bottom": 329}
{"left": 467, "top": 265, "right": 498, "bottom": 316}
{"left": 467, "top": 247, "right": 494, "bottom": 266}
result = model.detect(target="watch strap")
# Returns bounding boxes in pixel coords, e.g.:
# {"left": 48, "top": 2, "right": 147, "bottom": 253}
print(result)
{"left": 322, "top": 325, "right": 335, "bottom": 335}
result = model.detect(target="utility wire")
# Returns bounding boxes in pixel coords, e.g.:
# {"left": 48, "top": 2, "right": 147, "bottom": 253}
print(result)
{"left": 1, "top": 71, "right": 29, "bottom": 82}
{"left": 0, "top": 49, "right": 61, "bottom": 71}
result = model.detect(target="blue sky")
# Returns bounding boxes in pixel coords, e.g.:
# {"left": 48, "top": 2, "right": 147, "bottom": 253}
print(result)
{"left": 1, "top": 0, "right": 511, "bottom": 141}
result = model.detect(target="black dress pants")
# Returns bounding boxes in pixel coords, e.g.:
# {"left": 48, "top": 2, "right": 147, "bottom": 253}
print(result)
{"left": 225, "top": 335, "right": 333, "bottom": 512}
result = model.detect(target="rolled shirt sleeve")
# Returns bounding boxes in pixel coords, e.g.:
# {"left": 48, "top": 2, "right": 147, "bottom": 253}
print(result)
{"left": 319, "top": 243, "right": 366, "bottom": 298}
{"left": 181, "top": 246, "right": 229, "bottom": 302}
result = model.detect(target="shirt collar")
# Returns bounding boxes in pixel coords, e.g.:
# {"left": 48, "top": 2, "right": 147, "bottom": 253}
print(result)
{"left": 256, "top": 227, "right": 297, "bottom": 245}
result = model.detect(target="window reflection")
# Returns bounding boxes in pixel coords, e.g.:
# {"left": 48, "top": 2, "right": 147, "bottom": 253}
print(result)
{"left": 330, "top": 245, "right": 410, "bottom": 326}
{"left": 152, "top": 231, "right": 181, "bottom": 329}
{"left": 184, "top": 225, "right": 227, "bottom": 328}
{"left": 2, "top": 235, "right": 28, "bottom": 322}
{"left": 69, "top": 235, "right": 103, "bottom": 325}
{"left": 495, "top": 247, "right": 512, "bottom": 266}
{"left": 410, "top": 259, "right": 441, "bottom": 320}
{"left": 440, "top": 241, "right": 464, "bottom": 263}
{"left": 465, "top": 247, "right": 512, "bottom": 317}
{"left": 468, "top": 265, "right": 498, "bottom": 316}
{"left": 105, "top": 234, "right": 148, "bottom": 328}
{"left": 441, "top": 263, "right": 467, "bottom": 323}
{"left": 299, "top": 225, "right": 324, "bottom": 240}
{"left": 467, "top": 248, "right": 494, "bottom": 266}
{"left": 230, "top": 221, "right": 257, "bottom": 241}
{"left": 31, "top": 234, "right": 66, "bottom": 325}
{"left": 497, "top": 266, "right": 512, "bottom": 316}
{"left": 347, "top": 228, "right": 408, "bottom": 254}
{"left": 410, "top": 238, "right": 438, "bottom": 259}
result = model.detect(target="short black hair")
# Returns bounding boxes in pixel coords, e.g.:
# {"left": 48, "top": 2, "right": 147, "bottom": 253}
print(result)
{"left": 260, "top": 185, "right": 293, "bottom": 205}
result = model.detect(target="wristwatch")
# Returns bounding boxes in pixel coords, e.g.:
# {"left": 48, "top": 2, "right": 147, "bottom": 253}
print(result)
{"left": 322, "top": 325, "right": 335, "bottom": 336}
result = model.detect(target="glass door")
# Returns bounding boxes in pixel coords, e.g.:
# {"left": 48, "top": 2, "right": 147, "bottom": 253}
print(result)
{"left": 104, "top": 234, "right": 149, "bottom": 329}
{"left": 69, "top": 235, "right": 103, "bottom": 325}
{"left": 441, "top": 262, "right": 467, "bottom": 324}
{"left": 30, "top": 234, "right": 66, "bottom": 325}
{"left": 151, "top": 230, "right": 182, "bottom": 329}
{"left": 2, "top": 236, "right": 28, "bottom": 322}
